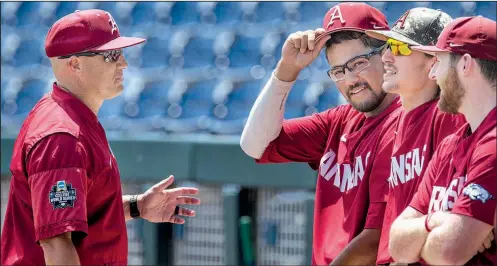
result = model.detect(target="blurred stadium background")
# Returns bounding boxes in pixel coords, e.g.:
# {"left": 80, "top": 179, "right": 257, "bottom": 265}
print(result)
{"left": 1, "top": 1, "right": 495, "bottom": 265}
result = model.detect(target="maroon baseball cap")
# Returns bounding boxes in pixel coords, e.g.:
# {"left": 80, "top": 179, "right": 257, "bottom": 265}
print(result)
{"left": 45, "top": 9, "right": 146, "bottom": 58}
{"left": 315, "top": 2, "right": 390, "bottom": 42}
{"left": 411, "top": 16, "right": 496, "bottom": 61}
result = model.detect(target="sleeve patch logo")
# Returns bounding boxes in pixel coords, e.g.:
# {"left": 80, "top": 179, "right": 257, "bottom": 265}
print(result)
{"left": 49, "top": 180, "right": 77, "bottom": 209}
{"left": 463, "top": 183, "right": 494, "bottom": 203}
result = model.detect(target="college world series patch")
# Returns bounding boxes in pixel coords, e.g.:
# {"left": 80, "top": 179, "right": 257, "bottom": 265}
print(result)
{"left": 49, "top": 180, "right": 77, "bottom": 209}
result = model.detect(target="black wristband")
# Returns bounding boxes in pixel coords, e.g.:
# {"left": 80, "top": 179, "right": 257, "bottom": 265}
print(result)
{"left": 130, "top": 195, "right": 140, "bottom": 219}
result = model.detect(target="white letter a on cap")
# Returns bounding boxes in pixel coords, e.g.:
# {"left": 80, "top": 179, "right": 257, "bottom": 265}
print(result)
{"left": 106, "top": 12, "right": 119, "bottom": 34}
{"left": 327, "top": 6, "right": 346, "bottom": 28}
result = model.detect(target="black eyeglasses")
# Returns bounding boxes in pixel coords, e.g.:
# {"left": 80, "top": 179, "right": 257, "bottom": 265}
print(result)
{"left": 327, "top": 44, "right": 387, "bottom": 82}
{"left": 58, "top": 49, "right": 123, "bottom": 62}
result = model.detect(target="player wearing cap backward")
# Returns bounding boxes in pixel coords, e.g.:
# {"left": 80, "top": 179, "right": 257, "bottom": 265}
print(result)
{"left": 363, "top": 8, "right": 468, "bottom": 265}
{"left": 1, "top": 9, "right": 201, "bottom": 265}
{"left": 240, "top": 3, "right": 402, "bottom": 265}
{"left": 389, "top": 16, "right": 497, "bottom": 265}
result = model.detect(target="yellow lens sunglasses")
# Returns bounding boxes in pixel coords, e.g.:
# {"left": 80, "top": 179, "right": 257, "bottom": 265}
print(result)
{"left": 386, "top": 38, "right": 412, "bottom": 56}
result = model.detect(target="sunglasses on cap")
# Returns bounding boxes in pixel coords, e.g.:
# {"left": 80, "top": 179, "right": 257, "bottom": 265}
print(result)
{"left": 386, "top": 38, "right": 412, "bottom": 56}
{"left": 58, "top": 49, "right": 123, "bottom": 62}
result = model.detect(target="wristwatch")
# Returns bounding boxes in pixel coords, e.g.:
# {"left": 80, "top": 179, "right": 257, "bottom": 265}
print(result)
{"left": 130, "top": 195, "right": 140, "bottom": 219}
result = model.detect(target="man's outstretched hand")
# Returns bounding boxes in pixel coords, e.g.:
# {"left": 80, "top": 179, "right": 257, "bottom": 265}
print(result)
{"left": 138, "top": 175, "right": 201, "bottom": 224}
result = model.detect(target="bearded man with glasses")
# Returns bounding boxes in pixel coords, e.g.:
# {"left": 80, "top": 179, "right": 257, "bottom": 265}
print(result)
{"left": 1, "top": 9, "right": 201, "bottom": 266}
{"left": 240, "top": 2, "right": 404, "bottom": 265}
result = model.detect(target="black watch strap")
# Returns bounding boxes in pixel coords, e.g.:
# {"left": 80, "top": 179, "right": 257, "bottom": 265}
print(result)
{"left": 130, "top": 195, "right": 140, "bottom": 219}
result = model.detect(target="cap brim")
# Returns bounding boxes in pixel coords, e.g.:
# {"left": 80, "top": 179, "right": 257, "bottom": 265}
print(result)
{"left": 92, "top": 36, "right": 146, "bottom": 52}
{"left": 365, "top": 30, "right": 421, "bottom": 46}
{"left": 410, "top": 45, "right": 448, "bottom": 56}
{"left": 315, "top": 28, "right": 365, "bottom": 42}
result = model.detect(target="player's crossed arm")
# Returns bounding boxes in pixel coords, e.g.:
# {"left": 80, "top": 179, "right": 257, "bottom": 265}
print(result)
{"left": 421, "top": 212, "right": 493, "bottom": 265}
{"left": 390, "top": 207, "right": 494, "bottom": 264}
{"left": 421, "top": 144, "right": 497, "bottom": 264}
{"left": 389, "top": 207, "right": 430, "bottom": 263}
{"left": 389, "top": 140, "right": 496, "bottom": 264}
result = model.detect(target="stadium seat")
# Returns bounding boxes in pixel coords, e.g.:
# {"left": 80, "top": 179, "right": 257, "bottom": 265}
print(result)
{"left": 131, "top": 2, "right": 157, "bottom": 26}
{"left": 213, "top": 2, "right": 243, "bottom": 25}
{"left": 182, "top": 36, "right": 216, "bottom": 69}
{"left": 1, "top": 77, "right": 11, "bottom": 111}
{"left": 154, "top": 2, "right": 174, "bottom": 24}
{"left": 13, "top": 39, "right": 44, "bottom": 67}
{"left": 99, "top": 95, "right": 126, "bottom": 131}
{"left": 37, "top": 2, "right": 58, "bottom": 26}
{"left": 254, "top": 2, "right": 285, "bottom": 24}
{"left": 118, "top": 80, "right": 172, "bottom": 131}
{"left": 180, "top": 79, "right": 216, "bottom": 115}
{"left": 7, "top": 78, "right": 48, "bottom": 116}
{"left": 111, "top": 2, "right": 136, "bottom": 27}
{"left": 163, "top": 79, "right": 216, "bottom": 133}
{"left": 474, "top": 2, "right": 496, "bottom": 20}
{"left": 228, "top": 79, "right": 261, "bottom": 106}
{"left": 284, "top": 80, "right": 308, "bottom": 119}
{"left": 208, "top": 79, "right": 261, "bottom": 134}
{"left": 99, "top": 95, "right": 125, "bottom": 118}
{"left": 140, "top": 36, "right": 171, "bottom": 69}
{"left": 54, "top": 1, "right": 79, "bottom": 18}
{"left": 226, "top": 34, "right": 262, "bottom": 68}
{"left": 1, "top": 31, "right": 20, "bottom": 65}
{"left": 15, "top": 2, "right": 42, "bottom": 27}
{"left": 299, "top": 2, "right": 330, "bottom": 24}
{"left": 1, "top": 2, "right": 22, "bottom": 26}
{"left": 170, "top": 2, "right": 201, "bottom": 26}
{"left": 126, "top": 80, "right": 171, "bottom": 119}
{"left": 316, "top": 83, "right": 341, "bottom": 112}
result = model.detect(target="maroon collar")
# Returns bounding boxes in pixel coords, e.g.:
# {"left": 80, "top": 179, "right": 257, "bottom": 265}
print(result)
{"left": 460, "top": 107, "right": 497, "bottom": 140}
{"left": 452, "top": 107, "right": 496, "bottom": 173}
{"left": 51, "top": 82, "right": 99, "bottom": 124}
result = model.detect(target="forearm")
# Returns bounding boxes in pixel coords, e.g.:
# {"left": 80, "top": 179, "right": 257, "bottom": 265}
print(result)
{"left": 274, "top": 60, "right": 301, "bottom": 82}
{"left": 389, "top": 216, "right": 429, "bottom": 263}
{"left": 420, "top": 212, "right": 450, "bottom": 265}
{"left": 420, "top": 226, "right": 453, "bottom": 265}
{"left": 330, "top": 229, "right": 380, "bottom": 266}
{"left": 420, "top": 213, "right": 487, "bottom": 265}
{"left": 240, "top": 67, "right": 296, "bottom": 159}
{"left": 40, "top": 233, "right": 80, "bottom": 265}
{"left": 123, "top": 195, "right": 133, "bottom": 221}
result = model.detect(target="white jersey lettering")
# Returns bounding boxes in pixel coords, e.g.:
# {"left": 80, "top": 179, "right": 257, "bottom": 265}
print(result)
{"left": 428, "top": 175, "right": 467, "bottom": 212}
{"left": 320, "top": 150, "right": 370, "bottom": 192}
{"left": 388, "top": 145, "right": 427, "bottom": 188}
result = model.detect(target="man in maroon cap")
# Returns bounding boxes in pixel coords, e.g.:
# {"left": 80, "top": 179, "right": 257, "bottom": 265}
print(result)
{"left": 390, "top": 16, "right": 496, "bottom": 265}
{"left": 240, "top": 3, "right": 402, "bottom": 265}
{"left": 1, "top": 9, "right": 201, "bottom": 265}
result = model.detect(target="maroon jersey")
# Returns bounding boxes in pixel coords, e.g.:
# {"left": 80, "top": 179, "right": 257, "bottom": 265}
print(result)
{"left": 377, "top": 99, "right": 466, "bottom": 264}
{"left": 1, "top": 83, "right": 128, "bottom": 265}
{"left": 257, "top": 98, "right": 402, "bottom": 264}
{"left": 409, "top": 107, "right": 497, "bottom": 265}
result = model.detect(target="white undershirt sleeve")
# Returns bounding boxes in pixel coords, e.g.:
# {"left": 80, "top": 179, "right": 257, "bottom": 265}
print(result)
{"left": 240, "top": 72, "right": 296, "bottom": 159}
